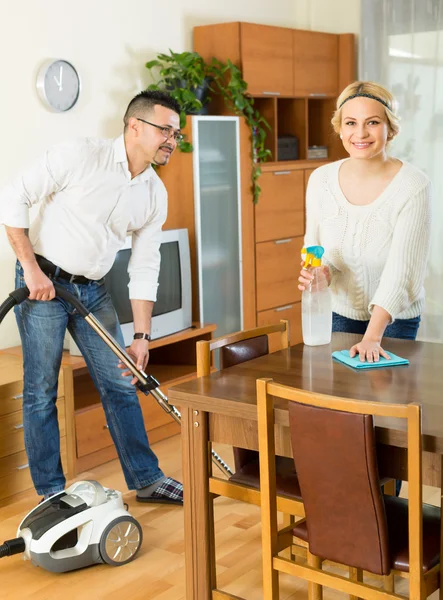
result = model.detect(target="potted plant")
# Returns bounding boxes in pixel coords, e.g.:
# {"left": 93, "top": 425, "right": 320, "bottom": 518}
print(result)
{"left": 145, "top": 50, "right": 271, "bottom": 203}
{"left": 146, "top": 50, "right": 211, "bottom": 153}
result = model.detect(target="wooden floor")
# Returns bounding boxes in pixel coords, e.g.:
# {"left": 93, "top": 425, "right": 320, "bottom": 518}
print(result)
{"left": 0, "top": 435, "right": 440, "bottom": 600}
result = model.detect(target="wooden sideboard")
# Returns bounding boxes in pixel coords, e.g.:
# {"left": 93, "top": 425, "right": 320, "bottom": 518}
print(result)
{"left": 0, "top": 322, "right": 215, "bottom": 495}
{"left": 0, "top": 353, "right": 74, "bottom": 502}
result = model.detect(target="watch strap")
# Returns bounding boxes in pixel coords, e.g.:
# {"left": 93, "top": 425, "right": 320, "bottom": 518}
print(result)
{"left": 133, "top": 332, "right": 151, "bottom": 341}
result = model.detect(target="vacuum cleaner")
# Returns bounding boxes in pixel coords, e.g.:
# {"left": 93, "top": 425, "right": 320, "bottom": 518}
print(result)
{"left": 0, "top": 284, "right": 232, "bottom": 572}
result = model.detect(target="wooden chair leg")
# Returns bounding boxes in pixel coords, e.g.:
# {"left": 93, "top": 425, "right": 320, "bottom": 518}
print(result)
{"left": 307, "top": 551, "right": 323, "bottom": 600}
{"left": 383, "top": 573, "right": 394, "bottom": 593}
{"left": 280, "top": 513, "right": 295, "bottom": 560}
{"left": 349, "top": 566, "right": 363, "bottom": 600}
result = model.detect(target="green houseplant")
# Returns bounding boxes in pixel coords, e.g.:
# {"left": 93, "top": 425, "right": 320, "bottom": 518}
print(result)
{"left": 145, "top": 50, "right": 271, "bottom": 203}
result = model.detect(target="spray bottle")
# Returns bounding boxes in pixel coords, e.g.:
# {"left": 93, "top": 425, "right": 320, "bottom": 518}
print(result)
{"left": 301, "top": 246, "right": 332, "bottom": 346}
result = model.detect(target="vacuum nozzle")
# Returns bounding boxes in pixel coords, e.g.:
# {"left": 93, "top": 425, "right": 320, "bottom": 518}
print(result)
{"left": 0, "top": 537, "right": 26, "bottom": 558}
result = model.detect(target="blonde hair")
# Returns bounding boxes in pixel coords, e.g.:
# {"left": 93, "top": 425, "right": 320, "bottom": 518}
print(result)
{"left": 331, "top": 81, "right": 400, "bottom": 140}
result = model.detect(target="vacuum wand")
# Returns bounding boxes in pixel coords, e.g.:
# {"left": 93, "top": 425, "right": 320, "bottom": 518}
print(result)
{"left": 1, "top": 285, "right": 233, "bottom": 478}
{"left": 85, "top": 313, "right": 233, "bottom": 477}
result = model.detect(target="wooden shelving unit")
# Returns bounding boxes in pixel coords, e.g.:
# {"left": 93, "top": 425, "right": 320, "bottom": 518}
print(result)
{"left": 194, "top": 21, "right": 356, "bottom": 348}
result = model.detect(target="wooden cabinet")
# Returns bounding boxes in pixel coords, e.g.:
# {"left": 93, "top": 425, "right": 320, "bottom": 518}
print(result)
{"left": 194, "top": 22, "right": 294, "bottom": 97}
{"left": 195, "top": 23, "right": 355, "bottom": 165}
{"left": 240, "top": 23, "right": 294, "bottom": 96}
{"left": 194, "top": 22, "right": 356, "bottom": 347}
{"left": 0, "top": 354, "right": 72, "bottom": 502}
{"left": 293, "top": 30, "right": 338, "bottom": 96}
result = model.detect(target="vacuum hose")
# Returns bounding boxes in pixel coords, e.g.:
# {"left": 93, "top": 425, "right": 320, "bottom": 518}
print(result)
{"left": 0, "top": 537, "right": 25, "bottom": 558}
{"left": 0, "top": 284, "right": 233, "bottom": 478}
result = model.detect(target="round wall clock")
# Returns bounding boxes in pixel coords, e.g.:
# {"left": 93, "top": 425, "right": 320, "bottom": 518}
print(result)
{"left": 36, "top": 59, "right": 81, "bottom": 113}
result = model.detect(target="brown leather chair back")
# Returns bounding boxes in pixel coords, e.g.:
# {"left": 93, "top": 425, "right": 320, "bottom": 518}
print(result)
{"left": 220, "top": 335, "right": 269, "bottom": 369}
{"left": 288, "top": 402, "right": 391, "bottom": 575}
{"left": 221, "top": 335, "right": 269, "bottom": 470}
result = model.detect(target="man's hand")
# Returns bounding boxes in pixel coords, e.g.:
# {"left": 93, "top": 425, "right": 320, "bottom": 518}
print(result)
{"left": 118, "top": 339, "right": 150, "bottom": 385}
{"left": 23, "top": 263, "right": 55, "bottom": 301}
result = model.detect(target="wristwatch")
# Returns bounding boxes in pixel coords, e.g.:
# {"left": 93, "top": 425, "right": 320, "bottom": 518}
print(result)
{"left": 133, "top": 333, "right": 151, "bottom": 341}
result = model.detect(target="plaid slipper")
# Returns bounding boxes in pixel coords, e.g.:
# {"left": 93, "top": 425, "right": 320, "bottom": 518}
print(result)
{"left": 136, "top": 477, "right": 183, "bottom": 505}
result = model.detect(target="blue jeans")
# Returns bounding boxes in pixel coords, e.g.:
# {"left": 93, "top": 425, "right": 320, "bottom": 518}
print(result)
{"left": 14, "top": 262, "right": 163, "bottom": 496}
{"left": 332, "top": 311, "right": 420, "bottom": 496}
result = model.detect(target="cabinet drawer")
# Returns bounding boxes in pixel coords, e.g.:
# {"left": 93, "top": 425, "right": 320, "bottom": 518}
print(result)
{"left": 255, "top": 170, "right": 305, "bottom": 243}
{"left": 0, "top": 369, "right": 65, "bottom": 417}
{"left": 75, "top": 405, "right": 112, "bottom": 458}
{"left": 75, "top": 394, "right": 175, "bottom": 458}
{"left": 0, "top": 438, "right": 67, "bottom": 501}
{"left": 0, "top": 399, "right": 65, "bottom": 459}
{"left": 256, "top": 237, "right": 302, "bottom": 311}
{"left": 257, "top": 302, "right": 302, "bottom": 352}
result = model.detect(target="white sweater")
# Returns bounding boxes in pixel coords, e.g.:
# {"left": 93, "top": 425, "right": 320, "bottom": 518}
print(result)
{"left": 304, "top": 159, "right": 432, "bottom": 322}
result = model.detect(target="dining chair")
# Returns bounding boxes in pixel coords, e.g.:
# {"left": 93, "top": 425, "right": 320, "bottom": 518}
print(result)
{"left": 257, "top": 378, "right": 441, "bottom": 600}
{"left": 196, "top": 322, "right": 306, "bottom": 595}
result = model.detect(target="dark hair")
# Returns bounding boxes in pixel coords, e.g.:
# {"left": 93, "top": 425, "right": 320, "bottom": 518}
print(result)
{"left": 123, "top": 90, "right": 181, "bottom": 129}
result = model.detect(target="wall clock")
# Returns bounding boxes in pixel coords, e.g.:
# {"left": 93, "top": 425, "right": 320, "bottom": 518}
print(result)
{"left": 36, "top": 59, "right": 81, "bottom": 112}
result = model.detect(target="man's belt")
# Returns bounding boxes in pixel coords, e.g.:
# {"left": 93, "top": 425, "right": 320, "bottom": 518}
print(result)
{"left": 35, "top": 255, "right": 94, "bottom": 285}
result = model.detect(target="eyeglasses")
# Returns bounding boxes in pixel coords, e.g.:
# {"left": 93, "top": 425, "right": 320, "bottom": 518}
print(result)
{"left": 136, "top": 118, "right": 184, "bottom": 143}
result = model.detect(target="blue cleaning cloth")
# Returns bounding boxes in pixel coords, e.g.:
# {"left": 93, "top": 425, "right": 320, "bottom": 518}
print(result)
{"left": 332, "top": 349, "right": 409, "bottom": 370}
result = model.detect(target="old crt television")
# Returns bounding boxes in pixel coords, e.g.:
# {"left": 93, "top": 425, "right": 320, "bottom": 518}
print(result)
{"left": 67, "top": 228, "right": 192, "bottom": 355}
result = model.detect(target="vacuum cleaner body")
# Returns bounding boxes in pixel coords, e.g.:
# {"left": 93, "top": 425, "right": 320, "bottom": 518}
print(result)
{"left": 16, "top": 480, "right": 142, "bottom": 573}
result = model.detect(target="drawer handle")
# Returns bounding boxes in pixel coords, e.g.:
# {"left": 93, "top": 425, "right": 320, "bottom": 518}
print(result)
{"left": 103, "top": 424, "right": 109, "bottom": 430}
{"left": 273, "top": 171, "right": 291, "bottom": 176}
{"left": 12, "top": 393, "right": 23, "bottom": 400}
{"left": 14, "top": 423, "right": 24, "bottom": 430}
{"left": 274, "top": 238, "right": 293, "bottom": 244}
{"left": 16, "top": 463, "right": 29, "bottom": 471}
{"left": 309, "top": 93, "right": 328, "bottom": 97}
{"left": 262, "top": 91, "right": 281, "bottom": 96}
{"left": 275, "top": 305, "right": 294, "bottom": 312}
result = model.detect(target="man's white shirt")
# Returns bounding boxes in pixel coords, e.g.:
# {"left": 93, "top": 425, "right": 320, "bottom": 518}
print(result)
{"left": 0, "top": 135, "right": 168, "bottom": 301}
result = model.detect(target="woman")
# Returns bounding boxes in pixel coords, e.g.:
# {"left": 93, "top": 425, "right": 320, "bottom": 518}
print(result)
{"left": 298, "top": 81, "right": 432, "bottom": 363}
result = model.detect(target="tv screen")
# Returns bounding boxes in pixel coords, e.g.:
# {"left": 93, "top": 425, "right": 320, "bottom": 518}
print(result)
{"left": 104, "top": 241, "right": 182, "bottom": 324}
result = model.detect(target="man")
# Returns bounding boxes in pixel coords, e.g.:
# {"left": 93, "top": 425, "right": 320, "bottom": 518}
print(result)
{"left": 0, "top": 90, "right": 184, "bottom": 504}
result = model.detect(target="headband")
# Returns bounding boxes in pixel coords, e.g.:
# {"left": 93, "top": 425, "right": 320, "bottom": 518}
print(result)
{"left": 339, "top": 92, "right": 390, "bottom": 110}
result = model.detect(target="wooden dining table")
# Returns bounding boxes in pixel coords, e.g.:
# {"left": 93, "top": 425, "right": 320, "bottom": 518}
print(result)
{"left": 168, "top": 332, "right": 443, "bottom": 600}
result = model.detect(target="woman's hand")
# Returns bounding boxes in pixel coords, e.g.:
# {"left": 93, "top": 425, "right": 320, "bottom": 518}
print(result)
{"left": 118, "top": 339, "right": 150, "bottom": 384}
{"left": 298, "top": 261, "right": 331, "bottom": 291}
{"left": 349, "top": 338, "right": 391, "bottom": 363}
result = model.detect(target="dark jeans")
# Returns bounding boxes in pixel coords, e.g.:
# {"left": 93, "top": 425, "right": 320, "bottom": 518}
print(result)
{"left": 332, "top": 311, "right": 421, "bottom": 496}
{"left": 14, "top": 262, "right": 163, "bottom": 496}
{"left": 332, "top": 313, "right": 421, "bottom": 340}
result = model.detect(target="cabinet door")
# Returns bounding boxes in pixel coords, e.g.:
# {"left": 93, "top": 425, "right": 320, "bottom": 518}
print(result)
{"left": 293, "top": 31, "right": 338, "bottom": 96}
{"left": 256, "top": 237, "right": 302, "bottom": 311}
{"left": 255, "top": 170, "right": 304, "bottom": 242}
{"left": 241, "top": 23, "right": 293, "bottom": 96}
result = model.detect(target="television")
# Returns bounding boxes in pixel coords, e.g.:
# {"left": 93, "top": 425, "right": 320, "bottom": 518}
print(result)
{"left": 66, "top": 228, "right": 192, "bottom": 355}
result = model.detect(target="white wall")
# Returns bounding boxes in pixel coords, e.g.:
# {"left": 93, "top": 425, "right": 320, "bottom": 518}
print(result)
{"left": 0, "top": 0, "right": 360, "bottom": 348}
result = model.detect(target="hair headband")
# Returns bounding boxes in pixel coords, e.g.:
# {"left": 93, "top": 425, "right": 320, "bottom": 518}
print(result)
{"left": 339, "top": 92, "right": 390, "bottom": 110}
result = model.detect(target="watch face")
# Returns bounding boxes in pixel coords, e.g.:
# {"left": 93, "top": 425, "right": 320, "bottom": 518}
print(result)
{"left": 38, "top": 60, "right": 80, "bottom": 112}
